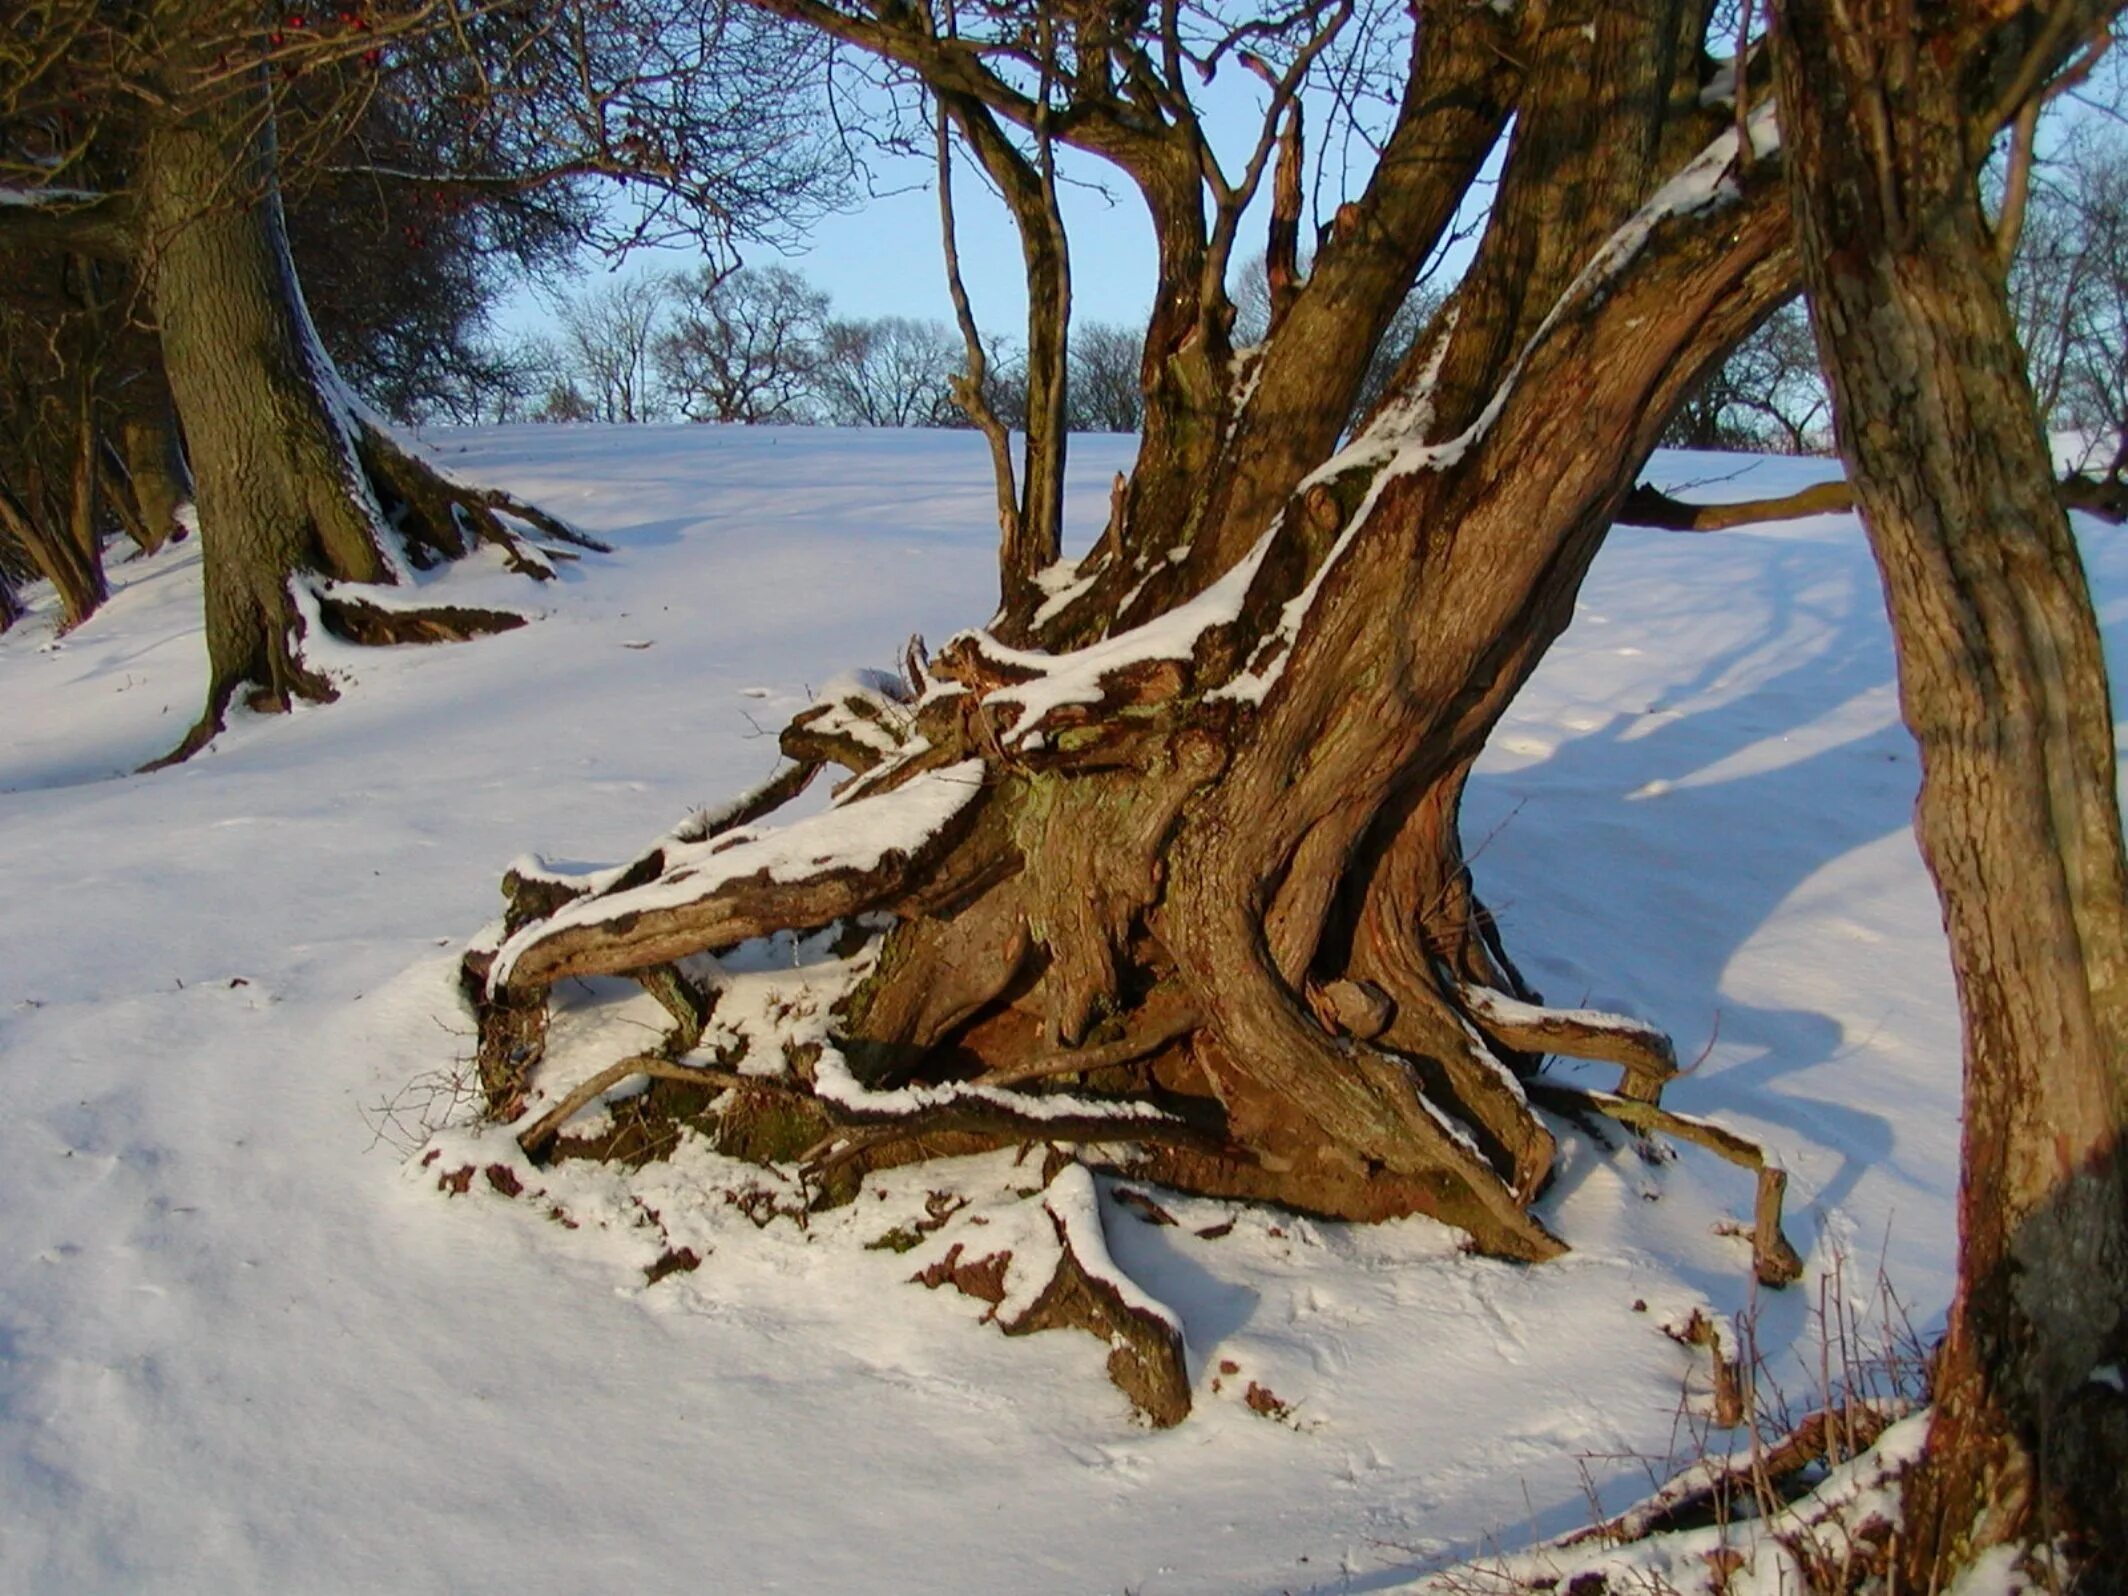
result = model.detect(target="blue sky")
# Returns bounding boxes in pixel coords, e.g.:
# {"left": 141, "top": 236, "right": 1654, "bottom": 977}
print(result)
{"left": 501, "top": 68, "right": 1323, "bottom": 348}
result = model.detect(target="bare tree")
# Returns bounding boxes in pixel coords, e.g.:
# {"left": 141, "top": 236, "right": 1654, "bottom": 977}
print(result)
{"left": 2017, "top": 131, "right": 2128, "bottom": 482}
{"left": 812, "top": 315, "right": 963, "bottom": 427}
{"left": 658, "top": 265, "right": 828, "bottom": 423}
{"left": 471, "top": 0, "right": 1823, "bottom": 1415}
{"left": 1, "top": 0, "right": 838, "bottom": 757}
{"left": 1066, "top": 321, "right": 1144, "bottom": 434}
{"left": 1662, "top": 299, "right": 1829, "bottom": 453}
{"left": 551, "top": 274, "right": 678, "bottom": 424}
{"left": 464, "top": 16, "right": 2109, "bottom": 1557}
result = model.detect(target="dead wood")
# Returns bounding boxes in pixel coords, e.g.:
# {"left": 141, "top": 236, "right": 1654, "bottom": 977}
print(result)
{"left": 1458, "top": 986, "right": 1679, "bottom": 1103}
{"left": 517, "top": 1054, "right": 759, "bottom": 1158}
{"left": 314, "top": 592, "right": 530, "bottom": 646}
{"left": 1528, "top": 1082, "right": 1804, "bottom": 1287}
{"left": 1563, "top": 1400, "right": 1903, "bottom": 1545}
{"left": 1618, "top": 472, "right": 2128, "bottom": 533}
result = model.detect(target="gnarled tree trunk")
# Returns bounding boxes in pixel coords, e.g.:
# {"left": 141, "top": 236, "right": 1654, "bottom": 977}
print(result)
{"left": 1776, "top": 0, "right": 2128, "bottom": 1580}
{"left": 469, "top": 0, "right": 1813, "bottom": 1361}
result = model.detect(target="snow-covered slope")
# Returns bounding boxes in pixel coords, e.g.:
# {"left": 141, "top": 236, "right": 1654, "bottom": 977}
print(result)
{"left": 1, "top": 427, "right": 2116, "bottom": 1594}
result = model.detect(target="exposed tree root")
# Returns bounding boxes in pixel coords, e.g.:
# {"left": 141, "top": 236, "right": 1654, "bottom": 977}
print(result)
{"left": 452, "top": 393, "right": 1816, "bottom": 1412}
{"left": 353, "top": 422, "right": 611, "bottom": 577}
{"left": 912, "top": 1161, "right": 1193, "bottom": 1426}
{"left": 1528, "top": 1082, "right": 1804, "bottom": 1287}
{"left": 462, "top": 658, "right": 1803, "bottom": 1290}
{"left": 148, "top": 417, "right": 613, "bottom": 771}
{"left": 314, "top": 591, "right": 530, "bottom": 645}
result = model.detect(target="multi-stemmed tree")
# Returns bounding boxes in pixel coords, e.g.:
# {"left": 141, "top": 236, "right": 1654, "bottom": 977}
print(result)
{"left": 470, "top": 0, "right": 1818, "bottom": 1400}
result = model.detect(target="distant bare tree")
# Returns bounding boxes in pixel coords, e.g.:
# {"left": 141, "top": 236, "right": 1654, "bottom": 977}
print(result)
{"left": 1662, "top": 301, "right": 1830, "bottom": 453}
{"left": 659, "top": 266, "right": 829, "bottom": 424}
{"left": 552, "top": 277, "right": 679, "bottom": 424}
{"left": 813, "top": 316, "right": 962, "bottom": 427}
{"left": 1067, "top": 322, "right": 1144, "bottom": 433}
{"left": 2010, "top": 132, "right": 2128, "bottom": 481}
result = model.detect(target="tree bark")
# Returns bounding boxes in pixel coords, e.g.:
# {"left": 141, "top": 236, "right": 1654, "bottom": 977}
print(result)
{"left": 0, "top": 476, "right": 105, "bottom": 631}
{"left": 117, "top": 405, "right": 192, "bottom": 556}
{"left": 476, "top": 25, "right": 1810, "bottom": 1286}
{"left": 140, "top": 72, "right": 401, "bottom": 736}
{"left": 1775, "top": 0, "right": 2128, "bottom": 1579}
{"left": 135, "top": 63, "right": 596, "bottom": 764}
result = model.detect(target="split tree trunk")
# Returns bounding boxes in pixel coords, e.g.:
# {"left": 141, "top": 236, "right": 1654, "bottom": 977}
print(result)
{"left": 1775, "top": 0, "right": 2128, "bottom": 1579}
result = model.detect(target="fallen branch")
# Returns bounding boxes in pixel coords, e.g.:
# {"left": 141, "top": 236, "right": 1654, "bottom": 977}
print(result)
{"left": 1563, "top": 1398, "right": 1904, "bottom": 1545}
{"left": 1619, "top": 471, "right": 2128, "bottom": 531}
{"left": 1615, "top": 479, "right": 1857, "bottom": 531}
{"left": 517, "top": 1054, "right": 758, "bottom": 1157}
{"left": 1459, "top": 984, "right": 1678, "bottom": 1102}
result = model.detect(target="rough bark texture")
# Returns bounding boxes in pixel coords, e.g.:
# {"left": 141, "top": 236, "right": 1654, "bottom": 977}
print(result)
{"left": 117, "top": 407, "right": 191, "bottom": 556}
{"left": 476, "top": 0, "right": 1809, "bottom": 1274}
{"left": 463, "top": 0, "right": 1848, "bottom": 1422}
{"left": 137, "top": 64, "right": 599, "bottom": 765}
{"left": 0, "top": 476, "right": 105, "bottom": 631}
{"left": 1776, "top": 0, "right": 2128, "bottom": 1580}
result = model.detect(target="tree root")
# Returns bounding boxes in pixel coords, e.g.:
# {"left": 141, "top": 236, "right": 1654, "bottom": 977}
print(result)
{"left": 454, "top": 651, "right": 1812, "bottom": 1437}
{"left": 1528, "top": 1081, "right": 1804, "bottom": 1287}
{"left": 355, "top": 421, "right": 611, "bottom": 575}
{"left": 1459, "top": 985, "right": 1678, "bottom": 1102}
{"left": 485, "top": 760, "right": 990, "bottom": 993}
{"left": 1562, "top": 1398, "right": 1904, "bottom": 1545}
{"left": 912, "top": 1161, "right": 1192, "bottom": 1425}
{"left": 315, "top": 590, "right": 530, "bottom": 645}
{"left": 517, "top": 1054, "right": 757, "bottom": 1158}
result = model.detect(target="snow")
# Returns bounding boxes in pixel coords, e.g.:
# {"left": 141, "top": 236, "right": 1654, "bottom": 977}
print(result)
{"left": 2, "top": 425, "right": 2120, "bottom": 1593}
{"left": 980, "top": 543, "right": 1269, "bottom": 737}
{"left": 1041, "top": 1163, "right": 1184, "bottom": 1332}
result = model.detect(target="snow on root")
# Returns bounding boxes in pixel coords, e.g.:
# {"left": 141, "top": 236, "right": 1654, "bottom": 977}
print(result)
{"left": 489, "top": 759, "right": 987, "bottom": 989}
{"left": 911, "top": 1161, "right": 1192, "bottom": 1426}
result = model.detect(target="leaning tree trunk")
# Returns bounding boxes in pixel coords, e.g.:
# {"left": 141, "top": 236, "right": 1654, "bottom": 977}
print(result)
{"left": 469, "top": 4, "right": 1813, "bottom": 1365}
{"left": 0, "top": 475, "right": 105, "bottom": 632}
{"left": 1776, "top": 0, "right": 2128, "bottom": 1581}
{"left": 136, "top": 62, "right": 600, "bottom": 765}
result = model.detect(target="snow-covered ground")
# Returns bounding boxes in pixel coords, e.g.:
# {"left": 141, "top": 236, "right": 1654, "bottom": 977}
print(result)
{"left": 1, "top": 427, "right": 2118, "bottom": 1594}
